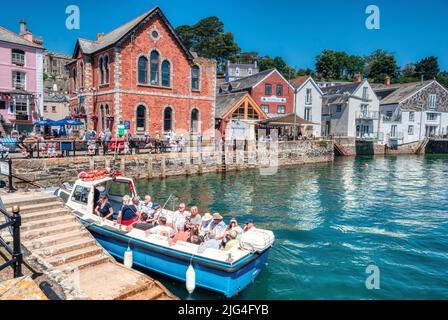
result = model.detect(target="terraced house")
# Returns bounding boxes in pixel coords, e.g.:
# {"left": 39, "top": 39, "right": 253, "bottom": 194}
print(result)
{"left": 68, "top": 6, "right": 216, "bottom": 138}
{"left": 0, "top": 21, "right": 44, "bottom": 133}
{"left": 373, "top": 79, "right": 448, "bottom": 148}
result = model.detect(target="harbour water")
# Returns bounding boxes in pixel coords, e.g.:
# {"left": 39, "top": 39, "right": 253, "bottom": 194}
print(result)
{"left": 136, "top": 155, "right": 448, "bottom": 300}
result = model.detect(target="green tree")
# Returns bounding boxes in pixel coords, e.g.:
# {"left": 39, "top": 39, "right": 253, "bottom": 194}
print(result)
{"left": 258, "top": 55, "right": 297, "bottom": 79}
{"left": 175, "top": 17, "right": 240, "bottom": 69}
{"left": 415, "top": 56, "right": 440, "bottom": 80}
{"left": 437, "top": 71, "right": 448, "bottom": 89}
{"left": 315, "top": 49, "right": 338, "bottom": 80}
{"left": 365, "top": 50, "right": 399, "bottom": 83}
{"left": 315, "top": 50, "right": 357, "bottom": 80}
{"left": 345, "top": 55, "right": 365, "bottom": 79}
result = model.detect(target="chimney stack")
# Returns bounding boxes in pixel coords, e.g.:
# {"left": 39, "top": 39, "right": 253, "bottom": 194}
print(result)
{"left": 96, "top": 33, "right": 105, "bottom": 41}
{"left": 355, "top": 73, "right": 362, "bottom": 83}
{"left": 384, "top": 76, "right": 391, "bottom": 86}
{"left": 19, "top": 20, "right": 27, "bottom": 35}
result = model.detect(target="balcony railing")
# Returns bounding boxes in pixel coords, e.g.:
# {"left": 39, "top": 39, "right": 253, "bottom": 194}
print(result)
{"left": 356, "top": 111, "right": 379, "bottom": 120}
{"left": 356, "top": 132, "right": 380, "bottom": 140}
{"left": 382, "top": 114, "right": 402, "bottom": 122}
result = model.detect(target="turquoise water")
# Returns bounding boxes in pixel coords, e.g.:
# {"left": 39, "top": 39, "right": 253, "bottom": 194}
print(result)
{"left": 135, "top": 155, "right": 448, "bottom": 300}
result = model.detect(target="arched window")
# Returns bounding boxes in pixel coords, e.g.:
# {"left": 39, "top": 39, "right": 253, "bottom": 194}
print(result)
{"left": 80, "top": 62, "right": 84, "bottom": 88}
{"left": 99, "top": 57, "right": 104, "bottom": 84}
{"left": 100, "top": 104, "right": 110, "bottom": 131}
{"left": 136, "top": 105, "right": 147, "bottom": 132}
{"left": 138, "top": 56, "right": 148, "bottom": 84}
{"left": 73, "top": 67, "right": 77, "bottom": 90}
{"left": 150, "top": 50, "right": 160, "bottom": 85}
{"left": 163, "top": 107, "right": 173, "bottom": 132}
{"left": 161, "top": 60, "right": 171, "bottom": 87}
{"left": 191, "top": 65, "right": 200, "bottom": 90}
{"left": 104, "top": 55, "right": 109, "bottom": 84}
{"left": 191, "top": 108, "right": 199, "bottom": 132}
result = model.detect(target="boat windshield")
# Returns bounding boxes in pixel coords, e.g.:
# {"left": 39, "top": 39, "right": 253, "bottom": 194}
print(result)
{"left": 108, "top": 180, "right": 134, "bottom": 198}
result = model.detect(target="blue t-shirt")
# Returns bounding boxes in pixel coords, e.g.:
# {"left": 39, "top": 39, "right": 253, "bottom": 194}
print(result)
{"left": 121, "top": 204, "right": 137, "bottom": 221}
{"left": 96, "top": 201, "right": 112, "bottom": 217}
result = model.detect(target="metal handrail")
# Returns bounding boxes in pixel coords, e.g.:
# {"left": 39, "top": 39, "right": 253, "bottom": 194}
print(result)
{"left": 0, "top": 202, "right": 23, "bottom": 278}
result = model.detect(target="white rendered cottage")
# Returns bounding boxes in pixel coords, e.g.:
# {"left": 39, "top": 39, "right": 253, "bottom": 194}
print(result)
{"left": 373, "top": 80, "right": 448, "bottom": 147}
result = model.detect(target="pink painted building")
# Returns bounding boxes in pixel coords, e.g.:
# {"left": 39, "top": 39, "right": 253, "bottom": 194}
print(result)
{"left": 0, "top": 21, "right": 44, "bottom": 133}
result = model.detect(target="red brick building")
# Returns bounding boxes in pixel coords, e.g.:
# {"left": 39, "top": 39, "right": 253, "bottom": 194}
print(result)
{"left": 68, "top": 7, "right": 216, "bottom": 138}
{"left": 218, "top": 69, "right": 295, "bottom": 117}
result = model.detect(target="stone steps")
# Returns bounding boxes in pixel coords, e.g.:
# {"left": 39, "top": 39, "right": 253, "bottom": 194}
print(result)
{"left": 48, "top": 245, "right": 104, "bottom": 267}
{"left": 22, "top": 215, "right": 77, "bottom": 232}
{"left": 2, "top": 193, "right": 59, "bottom": 207}
{"left": 22, "top": 222, "right": 82, "bottom": 241}
{"left": 24, "top": 230, "right": 90, "bottom": 250}
{"left": 7, "top": 201, "right": 64, "bottom": 215}
{"left": 35, "top": 237, "right": 97, "bottom": 257}
{"left": 58, "top": 254, "right": 110, "bottom": 272}
{"left": 21, "top": 208, "right": 68, "bottom": 223}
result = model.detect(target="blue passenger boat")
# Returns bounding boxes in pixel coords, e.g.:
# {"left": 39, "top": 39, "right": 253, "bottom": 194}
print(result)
{"left": 56, "top": 170, "right": 275, "bottom": 298}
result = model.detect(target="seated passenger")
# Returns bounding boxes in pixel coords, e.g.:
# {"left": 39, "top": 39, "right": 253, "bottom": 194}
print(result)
{"left": 139, "top": 195, "right": 154, "bottom": 218}
{"left": 188, "top": 226, "right": 203, "bottom": 245}
{"left": 148, "top": 205, "right": 162, "bottom": 225}
{"left": 147, "top": 217, "right": 174, "bottom": 238}
{"left": 117, "top": 195, "right": 139, "bottom": 227}
{"left": 95, "top": 194, "right": 114, "bottom": 221}
{"left": 243, "top": 219, "right": 256, "bottom": 232}
{"left": 169, "top": 222, "right": 192, "bottom": 246}
{"left": 209, "top": 213, "right": 227, "bottom": 241}
{"left": 199, "top": 213, "right": 213, "bottom": 238}
{"left": 227, "top": 218, "right": 244, "bottom": 236}
{"left": 223, "top": 230, "right": 239, "bottom": 252}
{"left": 172, "top": 203, "right": 188, "bottom": 232}
{"left": 189, "top": 206, "right": 202, "bottom": 226}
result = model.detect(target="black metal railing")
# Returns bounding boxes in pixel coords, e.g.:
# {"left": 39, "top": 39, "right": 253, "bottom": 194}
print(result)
{"left": 0, "top": 199, "right": 23, "bottom": 278}
{"left": 0, "top": 158, "right": 15, "bottom": 193}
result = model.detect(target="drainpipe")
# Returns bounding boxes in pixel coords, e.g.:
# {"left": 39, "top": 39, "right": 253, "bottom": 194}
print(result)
{"left": 419, "top": 105, "right": 423, "bottom": 140}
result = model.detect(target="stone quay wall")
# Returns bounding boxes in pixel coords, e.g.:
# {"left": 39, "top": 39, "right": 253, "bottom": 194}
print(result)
{"left": 9, "top": 140, "right": 334, "bottom": 189}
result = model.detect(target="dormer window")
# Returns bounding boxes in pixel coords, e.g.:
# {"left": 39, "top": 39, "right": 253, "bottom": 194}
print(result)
{"left": 235, "top": 67, "right": 240, "bottom": 76}
{"left": 12, "top": 49, "right": 25, "bottom": 66}
{"left": 248, "top": 68, "right": 253, "bottom": 75}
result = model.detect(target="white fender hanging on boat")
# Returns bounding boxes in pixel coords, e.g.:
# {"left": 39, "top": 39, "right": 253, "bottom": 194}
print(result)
{"left": 186, "top": 264, "right": 196, "bottom": 294}
{"left": 124, "top": 246, "right": 133, "bottom": 268}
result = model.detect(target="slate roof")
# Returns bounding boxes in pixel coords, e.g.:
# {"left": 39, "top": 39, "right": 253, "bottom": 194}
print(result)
{"left": 321, "top": 82, "right": 363, "bottom": 105}
{"left": 73, "top": 7, "right": 193, "bottom": 60}
{"left": 371, "top": 80, "right": 434, "bottom": 105}
{"left": 225, "top": 69, "right": 276, "bottom": 92}
{"left": 0, "top": 26, "right": 44, "bottom": 49}
{"left": 215, "top": 92, "right": 246, "bottom": 118}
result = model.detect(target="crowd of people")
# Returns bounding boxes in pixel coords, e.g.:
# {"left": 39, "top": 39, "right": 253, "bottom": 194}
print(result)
{"left": 94, "top": 194, "right": 256, "bottom": 253}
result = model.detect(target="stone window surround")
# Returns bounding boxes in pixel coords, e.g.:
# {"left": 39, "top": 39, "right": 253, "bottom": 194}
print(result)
{"left": 135, "top": 102, "right": 149, "bottom": 133}
{"left": 136, "top": 49, "right": 173, "bottom": 90}
{"left": 98, "top": 53, "right": 110, "bottom": 86}
{"left": 190, "top": 107, "right": 201, "bottom": 133}
{"left": 191, "top": 64, "right": 201, "bottom": 92}
{"left": 163, "top": 105, "right": 175, "bottom": 133}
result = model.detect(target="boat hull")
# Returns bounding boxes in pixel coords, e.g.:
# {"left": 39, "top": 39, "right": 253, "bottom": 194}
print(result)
{"left": 82, "top": 220, "right": 270, "bottom": 298}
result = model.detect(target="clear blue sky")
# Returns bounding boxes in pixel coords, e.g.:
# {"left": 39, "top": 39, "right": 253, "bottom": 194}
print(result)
{"left": 1, "top": 0, "right": 447, "bottom": 70}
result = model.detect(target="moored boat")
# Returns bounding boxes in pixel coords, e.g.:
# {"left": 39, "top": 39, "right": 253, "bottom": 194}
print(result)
{"left": 54, "top": 169, "right": 275, "bottom": 298}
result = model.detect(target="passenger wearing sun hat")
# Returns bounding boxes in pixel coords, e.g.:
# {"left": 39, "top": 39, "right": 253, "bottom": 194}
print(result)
{"left": 210, "top": 213, "right": 227, "bottom": 241}
{"left": 199, "top": 213, "right": 213, "bottom": 238}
